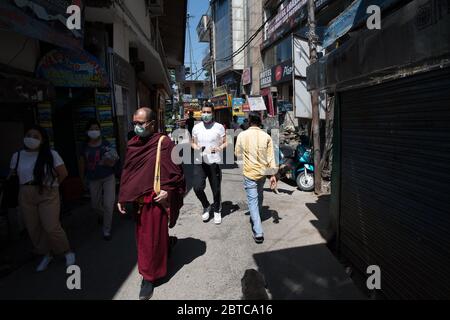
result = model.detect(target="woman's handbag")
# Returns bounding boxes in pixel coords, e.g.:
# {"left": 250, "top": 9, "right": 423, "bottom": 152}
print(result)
{"left": 4, "top": 151, "right": 21, "bottom": 208}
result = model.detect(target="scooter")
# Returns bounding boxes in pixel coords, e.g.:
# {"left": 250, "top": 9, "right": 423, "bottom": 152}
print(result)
{"left": 295, "top": 144, "right": 315, "bottom": 192}
{"left": 278, "top": 143, "right": 315, "bottom": 192}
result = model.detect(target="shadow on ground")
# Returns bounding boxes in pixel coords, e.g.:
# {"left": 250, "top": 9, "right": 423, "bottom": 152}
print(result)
{"left": 263, "top": 188, "right": 294, "bottom": 195}
{"left": 155, "top": 237, "right": 206, "bottom": 287}
{"left": 253, "top": 244, "right": 363, "bottom": 300}
{"left": 305, "top": 194, "right": 334, "bottom": 243}
{"left": 244, "top": 206, "right": 281, "bottom": 224}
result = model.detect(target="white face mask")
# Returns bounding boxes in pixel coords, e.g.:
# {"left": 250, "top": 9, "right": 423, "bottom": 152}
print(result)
{"left": 87, "top": 130, "right": 101, "bottom": 139}
{"left": 24, "top": 137, "right": 41, "bottom": 150}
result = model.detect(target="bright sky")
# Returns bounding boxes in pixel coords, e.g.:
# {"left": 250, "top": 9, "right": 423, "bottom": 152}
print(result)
{"left": 184, "top": 0, "right": 210, "bottom": 80}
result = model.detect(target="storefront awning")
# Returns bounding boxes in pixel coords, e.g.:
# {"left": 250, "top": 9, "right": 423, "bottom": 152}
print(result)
{"left": 306, "top": 0, "right": 450, "bottom": 92}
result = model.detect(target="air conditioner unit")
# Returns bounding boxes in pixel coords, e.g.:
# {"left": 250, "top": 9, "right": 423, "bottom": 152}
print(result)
{"left": 148, "top": 0, "right": 164, "bottom": 16}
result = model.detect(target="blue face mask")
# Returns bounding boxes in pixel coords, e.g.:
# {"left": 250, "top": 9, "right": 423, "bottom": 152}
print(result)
{"left": 201, "top": 113, "right": 213, "bottom": 123}
{"left": 134, "top": 124, "right": 149, "bottom": 137}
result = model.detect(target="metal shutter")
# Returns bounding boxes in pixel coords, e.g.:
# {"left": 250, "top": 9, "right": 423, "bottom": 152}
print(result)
{"left": 339, "top": 67, "right": 450, "bottom": 299}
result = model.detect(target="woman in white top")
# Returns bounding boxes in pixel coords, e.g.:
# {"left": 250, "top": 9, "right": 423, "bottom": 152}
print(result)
{"left": 9, "top": 125, "right": 75, "bottom": 272}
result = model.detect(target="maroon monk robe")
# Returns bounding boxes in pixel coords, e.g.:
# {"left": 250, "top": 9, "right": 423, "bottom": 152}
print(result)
{"left": 119, "top": 133, "right": 186, "bottom": 282}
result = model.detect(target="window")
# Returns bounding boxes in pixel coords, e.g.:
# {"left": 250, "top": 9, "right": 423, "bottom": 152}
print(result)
{"left": 263, "top": 36, "right": 292, "bottom": 69}
{"left": 214, "top": 0, "right": 232, "bottom": 72}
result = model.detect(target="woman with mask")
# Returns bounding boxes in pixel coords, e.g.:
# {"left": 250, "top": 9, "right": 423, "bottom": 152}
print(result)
{"left": 9, "top": 125, "right": 75, "bottom": 272}
{"left": 79, "top": 119, "right": 118, "bottom": 241}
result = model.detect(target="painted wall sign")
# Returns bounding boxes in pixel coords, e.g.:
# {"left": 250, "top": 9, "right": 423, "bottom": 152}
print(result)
{"left": 36, "top": 48, "right": 109, "bottom": 87}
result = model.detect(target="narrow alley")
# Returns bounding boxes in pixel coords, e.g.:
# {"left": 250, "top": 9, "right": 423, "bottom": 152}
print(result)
{"left": 0, "top": 163, "right": 362, "bottom": 300}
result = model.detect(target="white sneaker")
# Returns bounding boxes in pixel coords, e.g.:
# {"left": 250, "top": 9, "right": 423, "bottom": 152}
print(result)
{"left": 65, "top": 251, "right": 76, "bottom": 267}
{"left": 36, "top": 254, "right": 53, "bottom": 272}
{"left": 202, "top": 206, "right": 210, "bottom": 222}
{"left": 214, "top": 212, "right": 222, "bottom": 225}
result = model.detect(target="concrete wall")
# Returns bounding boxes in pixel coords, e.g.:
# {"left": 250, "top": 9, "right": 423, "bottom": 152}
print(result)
{"left": 244, "top": 0, "right": 263, "bottom": 95}
{"left": 113, "top": 22, "right": 130, "bottom": 62}
{"left": 231, "top": 0, "right": 245, "bottom": 70}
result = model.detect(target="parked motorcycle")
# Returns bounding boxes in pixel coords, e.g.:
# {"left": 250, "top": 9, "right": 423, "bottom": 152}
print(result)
{"left": 278, "top": 141, "right": 315, "bottom": 192}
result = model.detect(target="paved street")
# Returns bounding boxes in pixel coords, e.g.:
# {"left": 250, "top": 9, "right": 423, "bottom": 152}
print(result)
{"left": 0, "top": 164, "right": 363, "bottom": 300}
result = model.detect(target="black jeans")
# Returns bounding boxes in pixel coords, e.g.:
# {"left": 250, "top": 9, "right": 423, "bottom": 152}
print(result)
{"left": 193, "top": 163, "right": 222, "bottom": 212}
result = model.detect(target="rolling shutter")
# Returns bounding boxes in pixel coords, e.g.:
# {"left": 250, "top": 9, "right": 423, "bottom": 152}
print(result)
{"left": 339, "top": 67, "right": 450, "bottom": 299}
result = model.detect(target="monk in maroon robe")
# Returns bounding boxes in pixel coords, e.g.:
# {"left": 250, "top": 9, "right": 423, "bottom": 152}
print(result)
{"left": 117, "top": 108, "right": 185, "bottom": 300}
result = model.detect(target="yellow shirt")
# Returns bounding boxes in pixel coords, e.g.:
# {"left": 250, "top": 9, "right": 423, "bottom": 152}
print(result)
{"left": 235, "top": 126, "right": 278, "bottom": 181}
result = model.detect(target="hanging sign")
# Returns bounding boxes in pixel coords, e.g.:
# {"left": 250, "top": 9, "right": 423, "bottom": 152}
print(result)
{"left": 36, "top": 48, "right": 109, "bottom": 87}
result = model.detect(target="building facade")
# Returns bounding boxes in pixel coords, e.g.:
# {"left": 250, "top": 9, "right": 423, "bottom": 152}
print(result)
{"left": 0, "top": 0, "right": 186, "bottom": 241}
{"left": 307, "top": 0, "right": 450, "bottom": 299}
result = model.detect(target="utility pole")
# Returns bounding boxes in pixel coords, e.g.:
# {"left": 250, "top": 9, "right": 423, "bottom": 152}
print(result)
{"left": 307, "top": 0, "right": 322, "bottom": 194}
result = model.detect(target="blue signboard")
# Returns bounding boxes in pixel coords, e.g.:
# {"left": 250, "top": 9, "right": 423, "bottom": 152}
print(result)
{"left": 36, "top": 48, "right": 109, "bottom": 88}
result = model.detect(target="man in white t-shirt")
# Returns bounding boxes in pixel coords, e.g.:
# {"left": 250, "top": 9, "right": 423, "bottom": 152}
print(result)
{"left": 191, "top": 102, "right": 227, "bottom": 224}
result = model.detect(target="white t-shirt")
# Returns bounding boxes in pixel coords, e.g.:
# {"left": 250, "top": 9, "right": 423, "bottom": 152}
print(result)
{"left": 10, "top": 150, "right": 64, "bottom": 187}
{"left": 192, "top": 121, "right": 225, "bottom": 164}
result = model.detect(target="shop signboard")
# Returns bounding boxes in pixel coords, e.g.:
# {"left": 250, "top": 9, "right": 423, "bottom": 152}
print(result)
{"left": 273, "top": 60, "right": 293, "bottom": 85}
{"left": 232, "top": 98, "right": 245, "bottom": 116}
{"left": 259, "top": 60, "right": 293, "bottom": 88}
{"left": 242, "top": 67, "right": 252, "bottom": 85}
{"left": 36, "top": 48, "right": 109, "bottom": 87}
{"left": 247, "top": 96, "right": 267, "bottom": 111}
{"left": 212, "top": 94, "right": 230, "bottom": 110}
{"left": 260, "top": 68, "right": 272, "bottom": 88}
{"left": 262, "top": 0, "right": 331, "bottom": 49}
{"left": 213, "top": 85, "right": 228, "bottom": 97}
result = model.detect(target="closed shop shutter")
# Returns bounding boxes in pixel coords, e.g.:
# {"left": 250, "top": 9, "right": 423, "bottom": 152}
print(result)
{"left": 339, "top": 67, "right": 450, "bottom": 299}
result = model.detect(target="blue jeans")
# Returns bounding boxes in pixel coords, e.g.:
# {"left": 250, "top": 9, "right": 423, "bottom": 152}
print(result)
{"left": 244, "top": 177, "right": 266, "bottom": 237}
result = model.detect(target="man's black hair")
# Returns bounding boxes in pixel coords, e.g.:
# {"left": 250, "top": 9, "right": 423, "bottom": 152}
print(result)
{"left": 248, "top": 112, "right": 262, "bottom": 126}
{"left": 202, "top": 102, "right": 215, "bottom": 112}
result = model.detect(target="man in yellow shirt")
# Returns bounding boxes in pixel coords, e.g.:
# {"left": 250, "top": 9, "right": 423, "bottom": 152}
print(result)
{"left": 235, "top": 112, "right": 278, "bottom": 244}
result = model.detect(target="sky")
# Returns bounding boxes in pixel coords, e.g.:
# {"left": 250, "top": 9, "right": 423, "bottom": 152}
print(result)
{"left": 184, "top": 0, "right": 210, "bottom": 81}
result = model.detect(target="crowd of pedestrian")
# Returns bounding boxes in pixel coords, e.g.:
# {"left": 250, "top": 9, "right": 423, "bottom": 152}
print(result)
{"left": 3, "top": 101, "right": 279, "bottom": 300}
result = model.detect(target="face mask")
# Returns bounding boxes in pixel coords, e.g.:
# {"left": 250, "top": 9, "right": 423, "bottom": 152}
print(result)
{"left": 24, "top": 137, "right": 41, "bottom": 150}
{"left": 134, "top": 124, "right": 150, "bottom": 137}
{"left": 87, "top": 130, "right": 101, "bottom": 139}
{"left": 201, "top": 113, "right": 213, "bottom": 123}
